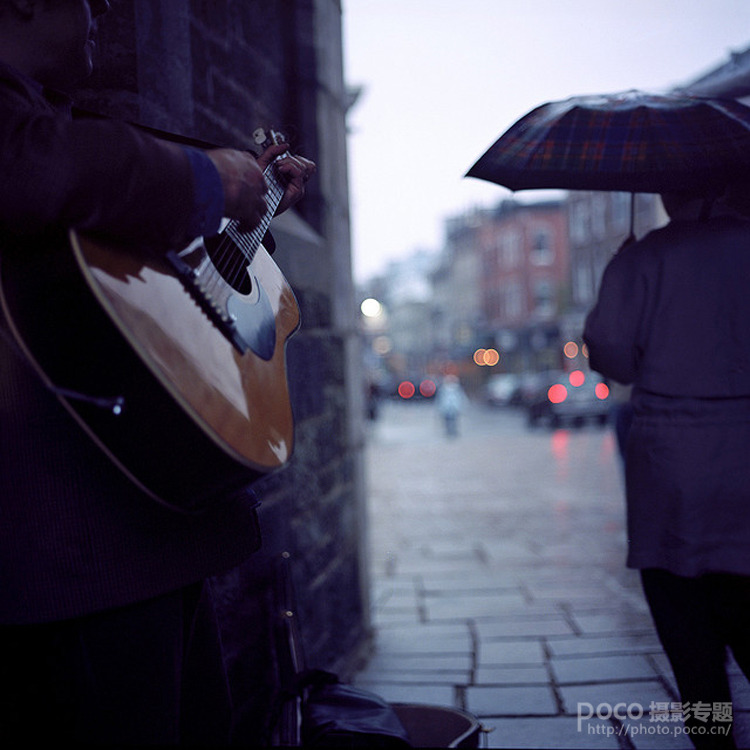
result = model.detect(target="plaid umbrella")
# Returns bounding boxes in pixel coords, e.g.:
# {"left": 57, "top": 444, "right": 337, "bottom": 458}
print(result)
{"left": 466, "top": 90, "right": 750, "bottom": 194}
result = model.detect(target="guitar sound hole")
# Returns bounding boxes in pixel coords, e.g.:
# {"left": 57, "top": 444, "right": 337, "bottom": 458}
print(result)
{"left": 203, "top": 235, "right": 253, "bottom": 295}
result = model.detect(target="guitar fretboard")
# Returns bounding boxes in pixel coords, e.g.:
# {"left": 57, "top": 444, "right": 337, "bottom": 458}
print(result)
{"left": 224, "top": 158, "right": 286, "bottom": 264}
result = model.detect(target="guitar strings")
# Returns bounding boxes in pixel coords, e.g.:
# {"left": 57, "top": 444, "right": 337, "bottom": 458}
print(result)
{"left": 209, "top": 165, "right": 284, "bottom": 284}
{"left": 206, "top": 181, "right": 275, "bottom": 285}
{"left": 220, "top": 173, "right": 284, "bottom": 288}
{"left": 201, "top": 162, "right": 285, "bottom": 297}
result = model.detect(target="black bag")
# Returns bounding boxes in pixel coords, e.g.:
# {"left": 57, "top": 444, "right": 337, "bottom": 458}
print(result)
{"left": 295, "top": 669, "right": 411, "bottom": 748}
{"left": 268, "top": 554, "right": 484, "bottom": 747}
{"left": 269, "top": 554, "right": 411, "bottom": 747}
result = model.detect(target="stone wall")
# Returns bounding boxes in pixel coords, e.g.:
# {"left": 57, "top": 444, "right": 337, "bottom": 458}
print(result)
{"left": 75, "top": 0, "right": 369, "bottom": 743}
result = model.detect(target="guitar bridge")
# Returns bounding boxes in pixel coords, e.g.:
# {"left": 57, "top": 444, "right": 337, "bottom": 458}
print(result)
{"left": 166, "top": 251, "right": 248, "bottom": 355}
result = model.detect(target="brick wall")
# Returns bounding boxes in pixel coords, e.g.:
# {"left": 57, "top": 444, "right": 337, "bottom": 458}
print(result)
{"left": 76, "top": 0, "right": 369, "bottom": 742}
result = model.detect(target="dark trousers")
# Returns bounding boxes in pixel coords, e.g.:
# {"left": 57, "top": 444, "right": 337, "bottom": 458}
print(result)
{"left": 0, "top": 580, "right": 232, "bottom": 746}
{"left": 641, "top": 569, "right": 750, "bottom": 750}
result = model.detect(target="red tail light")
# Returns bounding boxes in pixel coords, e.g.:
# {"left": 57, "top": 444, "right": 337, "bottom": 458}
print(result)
{"left": 398, "top": 381, "right": 416, "bottom": 399}
{"left": 547, "top": 384, "right": 568, "bottom": 404}
{"left": 569, "top": 370, "right": 585, "bottom": 387}
{"left": 419, "top": 379, "right": 437, "bottom": 398}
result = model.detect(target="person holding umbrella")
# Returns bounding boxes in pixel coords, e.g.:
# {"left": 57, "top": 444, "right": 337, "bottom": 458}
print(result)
{"left": 468, "top": 90, "right": 750, "bottom": 749}
{"left": 583, "top": 185, "right": 750, "bottom": 750}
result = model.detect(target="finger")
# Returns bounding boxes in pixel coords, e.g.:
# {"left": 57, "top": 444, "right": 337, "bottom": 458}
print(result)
{"left": 255, "top": 143, "right": 289, "bottom": 169}
{"left": 276, "top": 157, "right": 316, "bottom": 187}
{"left": 275, "top": 183, "right": 305, "bottom": 216}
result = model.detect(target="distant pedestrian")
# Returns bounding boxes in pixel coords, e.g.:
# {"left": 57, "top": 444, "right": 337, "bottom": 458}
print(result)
{"left": 365, "top": 380, "right": 380, "bottom": 420}
{"left": 584, "top": 185, "right": 750, "bottom": 750}
{"left": 436, "top": 375, "right": 468, "bottom": 438}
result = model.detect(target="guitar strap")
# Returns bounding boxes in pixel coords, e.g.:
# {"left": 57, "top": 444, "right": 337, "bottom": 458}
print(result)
{"left": 0, "top": 307, "right": 125, "bottom": 414}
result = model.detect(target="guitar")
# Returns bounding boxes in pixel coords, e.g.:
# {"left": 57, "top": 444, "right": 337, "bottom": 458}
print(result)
{"left": 0, "top": 129, "right": 300, "bottom": 511}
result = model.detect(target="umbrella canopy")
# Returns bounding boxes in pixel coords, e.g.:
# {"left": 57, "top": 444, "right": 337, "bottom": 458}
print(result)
{"left": 466, "top": 90, "right": 750, "bottom": 194}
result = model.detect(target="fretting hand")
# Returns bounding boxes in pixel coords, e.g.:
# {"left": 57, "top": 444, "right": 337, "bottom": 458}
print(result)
{"left": 256, "top": 143, "right": 316, "bottom": 216}
{"left": 207, "top": 144, "right": 316, "bottom": 231}
{"left": 206, "top": 148, "right": 269, "bottom": 230}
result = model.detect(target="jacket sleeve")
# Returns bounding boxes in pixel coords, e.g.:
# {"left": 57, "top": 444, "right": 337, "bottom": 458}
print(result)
{"left": 583, "top": 244, "right": 650, "bottom": 385}
{"left": 0, "top": 88, "right": 210, "bottom": 247}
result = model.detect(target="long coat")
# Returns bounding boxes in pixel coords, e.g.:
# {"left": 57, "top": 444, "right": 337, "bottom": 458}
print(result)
{"left": 0, "top": 62, "right": 260, "bottom": 624}
{"left": 583, "top": 214, "right": 750, "bottom": 577}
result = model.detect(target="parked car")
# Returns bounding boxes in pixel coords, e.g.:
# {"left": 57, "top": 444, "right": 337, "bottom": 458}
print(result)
{"left": 485, "top": 373, "right": 521, "bottom": 407}
{"left": 526, "top": 370, "right": 611, "bottom": 427}
{"left": 517, "top": 370, "right": 557, "bottom": 408}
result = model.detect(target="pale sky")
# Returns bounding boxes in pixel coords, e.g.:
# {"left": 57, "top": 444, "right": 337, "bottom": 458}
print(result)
{"left": 342, "top": 0, "right": 750, "bottom": 282}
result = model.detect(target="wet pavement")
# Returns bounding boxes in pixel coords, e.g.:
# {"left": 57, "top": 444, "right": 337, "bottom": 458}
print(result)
{"left": 352, "top": 399, "right": 750, "bottom": 749}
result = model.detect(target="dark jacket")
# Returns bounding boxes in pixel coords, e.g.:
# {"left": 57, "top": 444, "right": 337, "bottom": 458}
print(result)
{"left": 0, "top": 62, "right": 261, "bottom": 624}
{"left": 0, "top": 61, "right": 196, "bottom": 244}
{"left": 584, "top": 215, "right": 750, "bottom": 577}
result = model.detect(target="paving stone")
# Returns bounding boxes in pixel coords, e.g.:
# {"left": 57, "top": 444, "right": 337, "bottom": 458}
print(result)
{"left": 551, "top": 654, "right": 658, "bottom": 684}
{"left": 374, "top": 623, "right": 472, "bottom": 653}
{"left": 360, "top": 652, "right": 472, "bottom": 673}
{"left": 415, "top": 539, "right": 487, "bottom": 558}
{"left": 534, "top": 595, "right": 624, "bottom": 610}
{"left": 649, "top": 652, "right": 679, "bottom": 694}
{"left": 559, "top": 680, "right": 675, "bottom": 715}
{"left": 395, "top": 557, "right": 486, "bottom": 575}
{"left": 420, "top": 569, "right": 521, "bottom": 588}
{"left": 485, "top": 716, "right": 620, "bottom": 749}
{"left": 425, "top": 592, "right": 529, "bottom": 619}
{"left": 547, "top": 633, "right": 663, "bottom": 658}
{"left": 475, "top": 665, "right": 549, "bottom": 685}
{"left": 479, "top": 640, "right": 547, "bottom": 665}
{"left": 370, "top": 609, "right": 421, "bottom": 626}
{"left": 422, "top": 584, "right": 524, "bottom": 598}
{"left": 466, "top": 685, "right": 558, "bottom": 716}
{"left": 570, "top": 611, "right": 656, "bottom": 636}
{"left": 617, "top": 715, "right": 702, "bottom": 749}
{"left": 373, "top": 586, "right": 420, "bottom": 607}
{"left": 521, "top": 574, "right": 611, "bottom": 592}
{"left": 476, "top": 615, "right": 576, "bottom": 639}
{"left": 350, "top": 681, "right": 455, "bottom": 706}
{"left": 355, "top": 668, "right": 470, "bottom": 684}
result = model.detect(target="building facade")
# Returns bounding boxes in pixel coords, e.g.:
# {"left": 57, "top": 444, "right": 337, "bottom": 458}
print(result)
{"left": 478, "top": 200, "right": 569, "bottom": 373}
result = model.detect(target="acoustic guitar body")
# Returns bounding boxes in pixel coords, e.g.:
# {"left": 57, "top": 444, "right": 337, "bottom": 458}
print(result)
{"left": 0, "top": 227, "right": 300, "bottom": 511}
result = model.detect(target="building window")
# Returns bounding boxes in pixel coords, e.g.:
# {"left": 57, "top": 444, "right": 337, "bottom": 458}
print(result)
{"left": 591, "top": 194, "right": 607, "bottom": 239}
{"left": 530, "top": 228, "right": 554, "bottom": 266}
{"left": 505, "top": 281, "right": 523, "bottom": 320}
{"left": 573, "top": 264, "right": 594, "bottom": 306}
{"left": 533, "top": 278, "right": 555, "bottom": 318}
{"left": 502, "top": 230, "right": 522, "bottom": 269}
{"left": 569, "top": 202, "right": 588, "bottom": 244}
{"left": 611, "top": 192, "right": 631, "bottom": 234}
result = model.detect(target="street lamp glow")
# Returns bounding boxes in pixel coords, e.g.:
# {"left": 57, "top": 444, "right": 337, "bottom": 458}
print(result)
{"left": 563, "top": 341, "right": 579, "bottom": 359}
{"left": 360, "top": 298, "right": 383, "bottom": 318}
{"left": 483, "top": 348, "right": 500, "bottom": 366}
{"left": 473, "top": 347, "right": 500, "bottom": 366}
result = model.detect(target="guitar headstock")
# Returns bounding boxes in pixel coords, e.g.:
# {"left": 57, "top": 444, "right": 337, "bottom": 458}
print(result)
{"left": 252, "top": 127, "right": 288, "bottom": 151}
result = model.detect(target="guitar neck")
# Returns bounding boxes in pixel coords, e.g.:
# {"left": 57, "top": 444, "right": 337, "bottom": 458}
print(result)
{"left": 262, "top": 158, "right": 286, "bottom": 227}
{"left": 224, "top": 157, "right": 285, "bottom": 259}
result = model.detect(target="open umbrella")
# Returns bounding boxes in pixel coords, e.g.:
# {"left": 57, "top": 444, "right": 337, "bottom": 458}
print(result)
{"left": 466, "top": 90, "right": 750, "bottom": 194}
